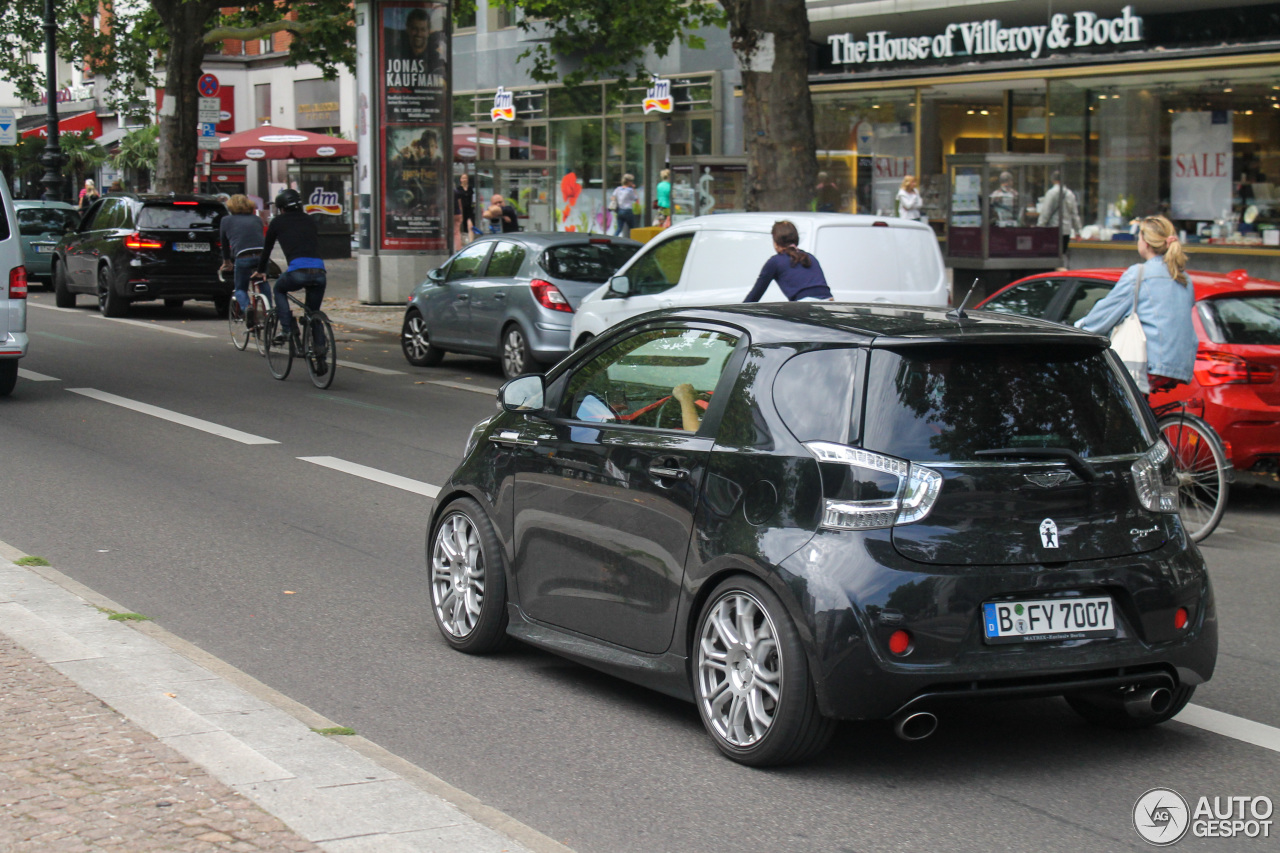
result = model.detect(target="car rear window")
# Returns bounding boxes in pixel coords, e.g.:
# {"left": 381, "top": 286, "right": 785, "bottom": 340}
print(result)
{"left": 137, "top": 204, "right": 223, "bottom": 230}
{"left": 1198, "top": 295, "right": 1280, "bottom": 345}
{"left": 18, "top": 207, "right": 79, "bottom": 236}
{"left": 861, "top": 344, "right": 1148, "bottom": 462}
{"left": 540, "top": 242, "right": 638, "bottom": 283}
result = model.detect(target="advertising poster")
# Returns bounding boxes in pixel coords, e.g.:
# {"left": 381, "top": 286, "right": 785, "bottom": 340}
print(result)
{"left": 378, "top": 0, "right": 449, "bottom": 250}
{"left": 1171, "top": 111, "right": 1233, "bottom": 221}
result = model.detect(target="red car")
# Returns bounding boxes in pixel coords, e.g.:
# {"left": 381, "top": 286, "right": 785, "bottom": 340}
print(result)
{"left": 979, "top": 268, "right": 1280, "bottom": 476}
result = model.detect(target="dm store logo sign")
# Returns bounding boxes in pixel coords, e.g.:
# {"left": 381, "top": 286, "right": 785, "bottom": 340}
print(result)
{"left": 491, "top": 87, "right": 515, "bottom": 122}
{"left": 304, "top": 188, "right": 342, "bottom": 216}
{"left": 643, "top": 77, "right": 673, "bottom": 115}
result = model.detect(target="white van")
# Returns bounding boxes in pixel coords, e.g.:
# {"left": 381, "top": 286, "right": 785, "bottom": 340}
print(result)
{"left": 570, "top": 212, "right": 948, "bottom": 346}
{"left": 0, "top": 178, "right": 28, "bottom": 397}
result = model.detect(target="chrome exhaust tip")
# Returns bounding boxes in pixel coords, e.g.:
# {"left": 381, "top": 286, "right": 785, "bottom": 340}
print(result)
{"left": 893, "top": 711, "right": 938, "bottom": 741}
{"left": 1124, "top": 686, "right": 1173, "bottom": 718}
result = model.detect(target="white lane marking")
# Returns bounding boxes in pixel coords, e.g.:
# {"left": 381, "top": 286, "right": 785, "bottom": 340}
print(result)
{"left": 298, "top": 456, "right": 439, "bottom": 498}
{"left": 335, "top": 360, "right": 406, "bottom": 375}
{"left": 67, "top": 389, "right": 279, "bottom": 445}
{"left": 27, "top": 303, "right": 81, "bottom": 314}
{"left": 426, "top": 379, "right": 499, "bottom": 396}
{"left": 17, "top": 368, "right": 59, "bottom": 382}
{"left": 1177, "top": 704, "right": 1280, "bottom": 754}
{"left": 96, "top": 316, "right": 214, "bottom": 338}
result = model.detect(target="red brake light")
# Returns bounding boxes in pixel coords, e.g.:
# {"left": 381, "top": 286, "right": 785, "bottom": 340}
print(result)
{"left": 1194, "top": 351, "right": 1279, "bottom": 386}
{"left": 124, "top": 233, "right": 164, "bottom": 250}
{"left": 888, "top": 630, "right": 912, "bottom": 655}
{"left": 1174, "top": 607, "right": 1189, "bottom": 630}
{"left": 531, "top": 279, "right": 573, "bottom": 313}
{"left": 9, "top": 266, "right": 28, "bottom": 299}
{"left": 872, "top": 220, "right": 889, "bottom": 227}
{"left": 173, "top": 201, "right": 198, "bottom": 205}
{"left": 588, "top": 237, "right": 611, "bottom": 244}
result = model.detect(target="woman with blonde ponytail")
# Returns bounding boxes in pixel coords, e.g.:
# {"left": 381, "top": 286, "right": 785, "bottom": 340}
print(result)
{"left": 1075, "top": 215, "right": 1197, "bottom": 391}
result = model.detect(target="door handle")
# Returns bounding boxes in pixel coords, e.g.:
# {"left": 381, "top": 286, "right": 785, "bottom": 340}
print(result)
{"left": 489, "top": 430, "right": 537, "bottom": 447}
{"left": 649, "top": 464, "right": 688, "bottom": 480}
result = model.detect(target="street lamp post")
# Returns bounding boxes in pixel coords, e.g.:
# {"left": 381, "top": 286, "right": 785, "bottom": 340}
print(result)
{"left": 39, "top": 0, "right": 65, "bottom": 202}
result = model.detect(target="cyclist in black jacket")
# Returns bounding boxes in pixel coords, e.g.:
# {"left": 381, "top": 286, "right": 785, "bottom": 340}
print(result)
{"left": 252, "top": 189, "right": 327, "bottom": 351}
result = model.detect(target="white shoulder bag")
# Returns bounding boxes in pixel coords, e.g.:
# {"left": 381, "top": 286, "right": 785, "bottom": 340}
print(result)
{"left": 1109, "top": 266, "right": 1148, "bottom": 393}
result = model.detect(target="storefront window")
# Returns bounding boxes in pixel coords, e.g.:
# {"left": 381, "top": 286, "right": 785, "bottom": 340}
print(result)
{"left": 813, "top": 91, "right": 915, "bottom": 215}
{"left": 550, "top": 84, "right": 602, "bottom": 118}
{"left": 554, "top": 118, "right": 604, "bottom": 232}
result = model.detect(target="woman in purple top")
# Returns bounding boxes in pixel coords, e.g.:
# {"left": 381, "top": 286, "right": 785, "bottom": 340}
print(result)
{"left": 743, "top": 221, "right": 834, "bottom": 302}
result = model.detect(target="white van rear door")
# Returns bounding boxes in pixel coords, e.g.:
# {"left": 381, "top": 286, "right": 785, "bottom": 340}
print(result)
{"left": 680, "top": 229, "right": 777, "bottom": 306}
{"left": 814, "top": 223, "right": 947, "bottom": 306}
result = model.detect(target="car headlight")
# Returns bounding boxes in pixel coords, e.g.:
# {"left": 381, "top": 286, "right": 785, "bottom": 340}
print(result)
{"left": 806, "top": 441, "right": 943, "bottom": 530}
{"left": 1131, "top": 440, "right": 1179, "bottom": 513}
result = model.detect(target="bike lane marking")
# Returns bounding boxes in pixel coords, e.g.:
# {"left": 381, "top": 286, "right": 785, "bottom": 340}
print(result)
{"left": 1176, "top": 704, "right": 1280, "bottom": 753}
{"left": 66, "top": 389, "right": 279, "bottom": 445}
{"left": 335, "top": 360, "right": 406, "bottom": 375}
{"left": 17, "top": 368, "right": 59, "bottom": 381}
{"left": 297, "top": 456, "right": 439, "bottom": 498}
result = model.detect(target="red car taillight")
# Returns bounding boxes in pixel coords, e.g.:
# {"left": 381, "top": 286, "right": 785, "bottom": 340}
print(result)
{"left": 530, "top": 279, "right": 573, "bottom": 313}
{"left": 124, "top": 233, "right": 164, "bottom": 250}
{"left": 1194, "top": 351, "right": 1279, "bottom": 386}
{"left": 9, "top": 266, "right": 28, "bottom": 299}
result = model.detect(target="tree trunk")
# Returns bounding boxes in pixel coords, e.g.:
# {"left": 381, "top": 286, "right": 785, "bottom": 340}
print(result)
{"left": 153, "top": 0, "right": 221, "bottom": 193}
{"left": 725, "top": 0, "right": 817, "bottom": 212}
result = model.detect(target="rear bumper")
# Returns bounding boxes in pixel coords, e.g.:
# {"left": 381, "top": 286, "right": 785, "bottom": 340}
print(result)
{"left": 1, "top": 331, "right": 30, "bottom": 358}
{"left": 1203, "top": 390, "right": 1280, "bottom": 471}
{"left": 121, "top": 274, "right": 229, "bottom": 301}
{"left": 528, "top": 322, "right": 572, "bottom": 364}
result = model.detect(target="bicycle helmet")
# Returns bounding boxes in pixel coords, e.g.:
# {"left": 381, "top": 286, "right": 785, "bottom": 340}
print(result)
{"left": 275, "top": 188, "right": 303, "bottom": 211}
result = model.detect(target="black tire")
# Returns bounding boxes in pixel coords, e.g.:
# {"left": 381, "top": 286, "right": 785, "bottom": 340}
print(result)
{"left": 427, "top": 498, "right": 509, "bottom": 654}
{"left": 97, "top": 266, "right": 127, "bottom": 317}
{"left": 53, "top": 262, "right": 75, "bottom": 308}
{"left": 306, "top": 312, "right": 336, "bottom": 390}
{"left": 227, "top": 296, "right": 250, "bottom": 351}
{"left": 401, "top": 311, "right": 444, "bottom": 367}
{"left": 0, "top": 359, "right": 17, "bottom": 397}
{"left": 164, "top": 298, "right": 185, "bottom": 309}
{"left": 500, "top": 323, "right": 537, "bottom": 380}
{"left": 264, "top": 314, "right": 293, "bottom": 380}
{"left": 252, "top": 293, "right": 272, "bottom": 357}
{"left": 212, "top": 295, "right": 231, "bottom": 318}
{"left": 1065, "top": 683, "right": 1195, "bottom": 730}
{"left": 692, "top": 575, "right": 835, "bottom": 766}
{"left": 1157, "top": 413, "right": 1229, "bottom": 543}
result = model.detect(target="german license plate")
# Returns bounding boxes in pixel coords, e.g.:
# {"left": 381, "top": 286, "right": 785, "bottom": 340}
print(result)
{"left": 982, "top": 596, "right": 1116, "bottom": 644}
{"left": 34, "top": 245, "right": 55, "bottom": 253}
{"left": 174, "top": 242, "right": 209, "bottom": 252}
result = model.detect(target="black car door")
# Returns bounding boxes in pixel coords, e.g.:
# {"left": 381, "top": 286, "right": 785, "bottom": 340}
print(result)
{"left": 503, "top": 324, "right": 743, "bottom": 653}
{"left": 64, "top": 199, "right": 105, "bottom": 288}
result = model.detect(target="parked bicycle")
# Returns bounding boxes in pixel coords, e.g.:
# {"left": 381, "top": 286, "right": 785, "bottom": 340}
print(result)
{"left": 225, "top": 248, "right": 277, "bottom": 356}
{"left": 263, "top": 291, "right": 337, "bottom": 389}
{"left": 1151, "top": 399, "right": 1231, "bottom": 543}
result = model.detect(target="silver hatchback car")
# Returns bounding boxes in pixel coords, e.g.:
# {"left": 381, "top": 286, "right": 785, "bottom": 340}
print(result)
{"left": 1, "top": 180, "right": 29, "bottom": 397}
{"left": 401, "top": 232, "right": 639, "bottom": 379}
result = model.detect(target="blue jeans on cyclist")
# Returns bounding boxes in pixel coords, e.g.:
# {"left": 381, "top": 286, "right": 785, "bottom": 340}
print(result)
{"left": 233, "top": 256, "right": 270, "bottom": 313}
{"left": 273, "top": 267, "right": 327, "bottom": 348}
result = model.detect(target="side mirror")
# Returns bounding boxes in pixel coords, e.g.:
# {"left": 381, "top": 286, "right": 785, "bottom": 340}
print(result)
{"left": 499, "top": 374, "right": 545, "bottom": 412}
{"left": 427, "top": 267, "right": 445, "bottom": 283}
{"left": 608, "top": 275, "right": 631, "bottom": 296}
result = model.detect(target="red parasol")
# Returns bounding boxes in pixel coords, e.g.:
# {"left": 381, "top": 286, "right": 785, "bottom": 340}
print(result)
{"left": 214, "top": 124, "right": 356, "bottom": 162}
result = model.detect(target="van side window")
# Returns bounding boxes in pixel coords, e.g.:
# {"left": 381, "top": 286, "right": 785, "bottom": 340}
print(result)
{"left": 625, "top": 234, "right": 693, "bottom": 296}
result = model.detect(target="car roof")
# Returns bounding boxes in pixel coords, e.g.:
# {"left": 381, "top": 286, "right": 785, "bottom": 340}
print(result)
{"left": 666, "top": 211, "right": 935, "bottom": 234}
{"left": 1005, "top": 267, "right": 1280, "bottom": 299}
{"left": 14, "top": 200, "right": 78, "bottom": 210}
{"left": 642, "top": 302, "right": 1108, "bottom": 348}
{"left": 467, "top": 232, "right": 640, "bottom": 249}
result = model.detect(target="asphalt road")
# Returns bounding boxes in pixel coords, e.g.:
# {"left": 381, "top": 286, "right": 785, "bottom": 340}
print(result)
{"left": 3, "top": 290, "right": 1278, "bottom": 853}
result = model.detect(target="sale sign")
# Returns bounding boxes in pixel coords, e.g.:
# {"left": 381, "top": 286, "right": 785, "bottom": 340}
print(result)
{"left": 1171, "top": 111, "right": 1233, "bottom": 221}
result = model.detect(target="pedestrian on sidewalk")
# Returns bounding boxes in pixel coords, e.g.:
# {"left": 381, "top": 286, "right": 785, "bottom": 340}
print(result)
{"left": 1037, "top": 170, "right": 1083, "bottom": 254}
{"left": 654, "top": 169, "right": 672, "bottom": 228}
{"left": 610, "top": 174, "right": 638, "bottom": 238}
{"left": 456, "top": 173, "right": 476, "bottom": 243}
{"left": 743, "top": 220, "right": 833, "bottom": 303}
{"left": 896, "top": 175, "right": 924, "bottom": 222}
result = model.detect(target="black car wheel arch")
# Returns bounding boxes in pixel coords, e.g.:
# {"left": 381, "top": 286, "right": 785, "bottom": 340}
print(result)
{"left": 97, "top": 264, "right": 127, "bottom": 317}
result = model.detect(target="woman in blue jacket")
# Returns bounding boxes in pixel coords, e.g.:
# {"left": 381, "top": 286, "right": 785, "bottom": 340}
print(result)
{"left": 1075, "top": 215, "right": 1196, "bottom": 393}
{"left": 743, "top": 221, "right": 834, "bottom": 303}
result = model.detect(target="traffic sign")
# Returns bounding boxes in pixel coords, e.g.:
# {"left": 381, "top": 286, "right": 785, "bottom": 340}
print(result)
{"left": 198, "top": 137, "right": 220, "bottom": 150}
{"left": 0, "top": 108, "right": 15, "bottom": 146}
{"left": 198, "top": 97, "right": 220, "bottom": 123}
{"left": 197, "top": 74, "right": 219, "bottom": 97}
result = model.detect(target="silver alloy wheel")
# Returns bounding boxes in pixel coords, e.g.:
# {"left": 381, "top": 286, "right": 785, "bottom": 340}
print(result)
{"left": 403, "top": 314, "right": 431, "bottom": 360}
{"left": 696, "top": 590, "right": 783, "bottom": 747}
{"left": 431, "top": 512, "right": 486, "bottom": 638}
{"left": 502, "top": 327, "right": 526, "bottom": 378}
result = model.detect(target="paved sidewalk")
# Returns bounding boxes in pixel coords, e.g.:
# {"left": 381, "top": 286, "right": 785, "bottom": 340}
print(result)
{"left": 0, "top": 541, "right": 564, "bottom": 853}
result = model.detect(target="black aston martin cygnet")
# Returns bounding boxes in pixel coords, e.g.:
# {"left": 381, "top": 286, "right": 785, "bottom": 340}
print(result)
{"left": 427, "top": 302, "right": 1217, "bottom": 766}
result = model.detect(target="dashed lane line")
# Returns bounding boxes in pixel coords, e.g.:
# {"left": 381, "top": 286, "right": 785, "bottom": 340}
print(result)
{"left": 297, "top": 456, "right": 439, "bottom": 498}
{"left": 426, "top": 379, "right": 499, "bottom": 395}
{"left": 335, "top": 360, "right": 406, "bottom": 375}
{"left": 26, "top": 303, "right": 80, "bottom": 314}
{"left": 17, "top": 368, "right": 59, "bottom": 382}
{"left": 28, "top": 302, "right": 214, "bottom": 338}
{"left": 1177, "top": 704, "right": 1280, "bottom": 754}
{"left": 67, "top": 389, "right": 279, "bottom": 445}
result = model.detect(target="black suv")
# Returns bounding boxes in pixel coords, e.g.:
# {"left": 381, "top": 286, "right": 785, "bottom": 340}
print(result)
{"left": 427, "top": 303, "right": 1217, "bottom": 766}
{"left": 52, "top": 193, "right": 230, "bottom": 316}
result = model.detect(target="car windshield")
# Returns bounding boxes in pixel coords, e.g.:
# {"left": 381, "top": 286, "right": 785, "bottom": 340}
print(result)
{"left": 18, "top": 207, "right": 79, "bottom": 236}
{"left": 1198, "top": 295, "right": 1280, "bottom": 345}
{"left": 861, "top": 344, "right": 1149, "bottom": 462}
{"left": 137, "top": 204, "right": 223, "bottom": 229}
{"left": 540, "top": 243, "right": 638, "bottom": 283}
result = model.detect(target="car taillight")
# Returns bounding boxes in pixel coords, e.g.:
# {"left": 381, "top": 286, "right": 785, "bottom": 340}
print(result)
{"left": 9, "top": 266, "right": 28, "bottom": 299}
{"left": 1194, "top": 351, "right": 1279, "bottom": 386}
{"left": 1131, "top": 441, "right": 1179, "bottom": 513}
{"left": 805, "top": 441, "right": 943, "bottom": 529}
{"left": 124, "top": 233, "right": 164, "bottom": 250}
{"left": 530, "top": 279, "right": 573, "bottom": 313}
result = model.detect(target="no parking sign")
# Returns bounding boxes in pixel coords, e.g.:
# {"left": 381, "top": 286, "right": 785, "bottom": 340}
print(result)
{"left": 198, "top": 74, "right": 219, "bottom": 97}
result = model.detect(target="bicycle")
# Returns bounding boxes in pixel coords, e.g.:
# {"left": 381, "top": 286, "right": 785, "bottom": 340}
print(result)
{"left": 224, "top": 249, "right": 276, "bottom": 356}
{"left": 263, "top": 291, "right": 337, "bottom": 389}
{"left": 1151, "top": 399, "right": 1231, "bottom": 543}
